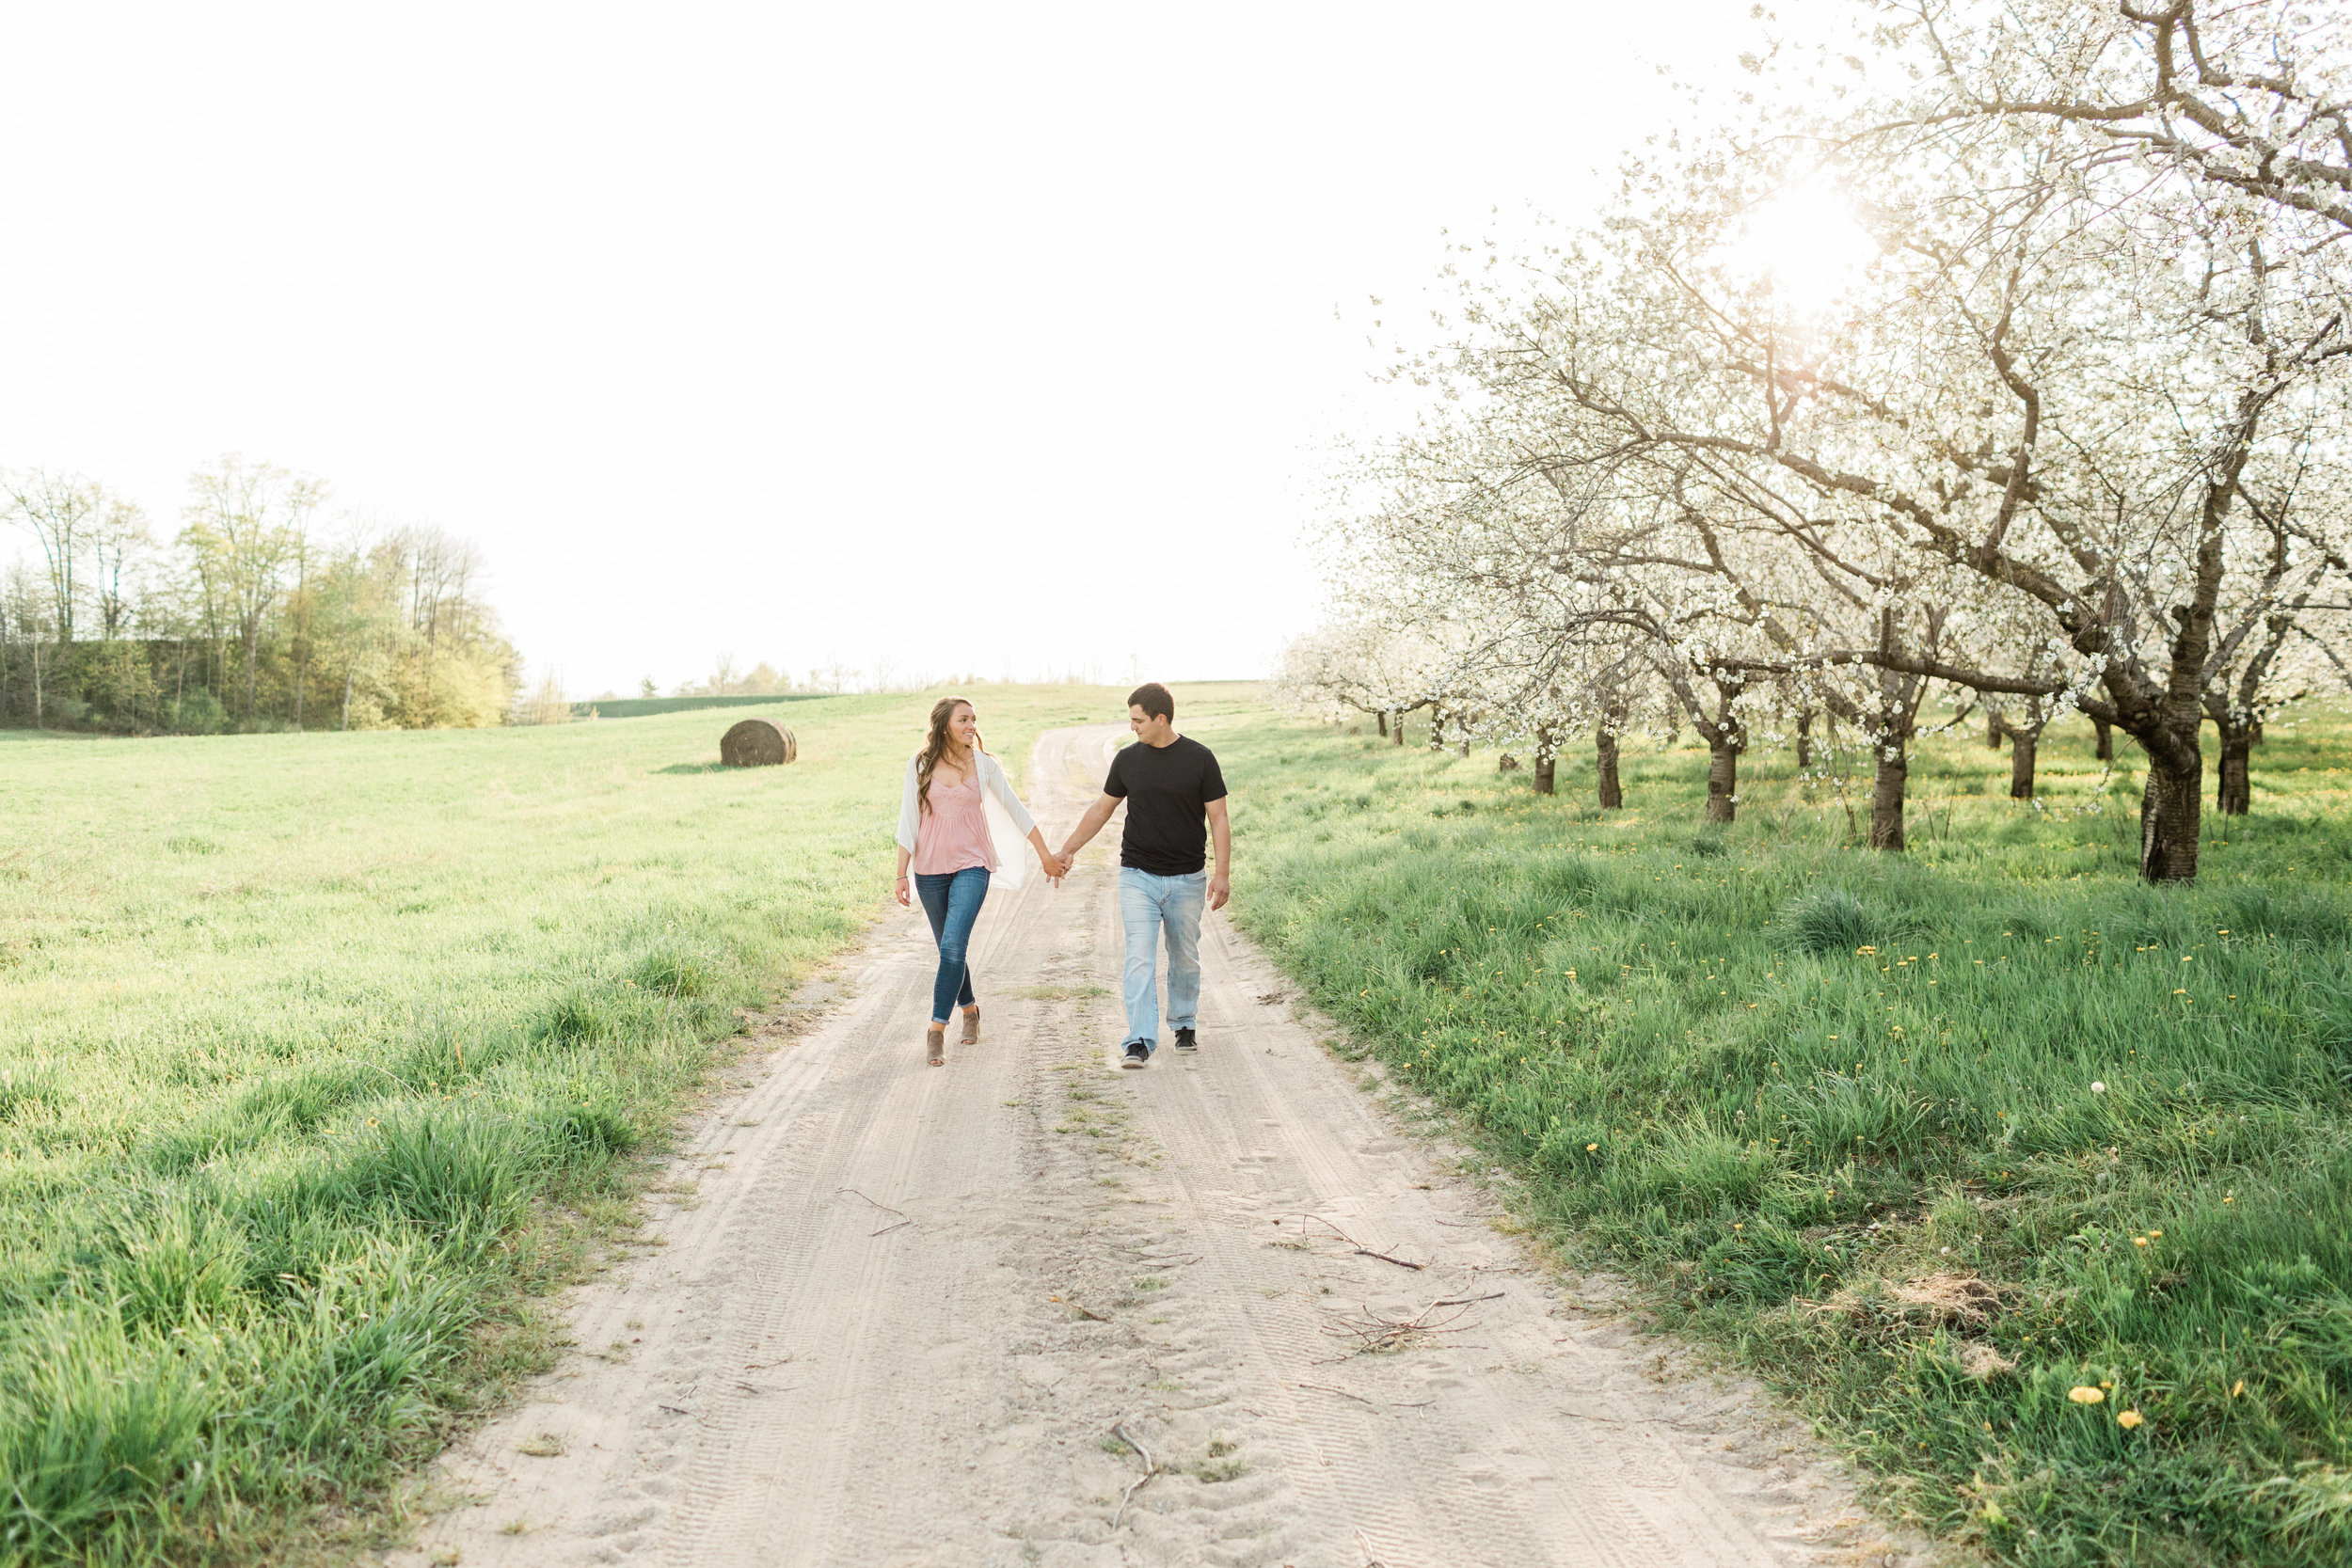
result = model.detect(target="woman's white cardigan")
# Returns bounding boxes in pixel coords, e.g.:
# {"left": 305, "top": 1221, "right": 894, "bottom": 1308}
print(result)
{"left": 896, "top": 751, "right": 1041, "bottom": 887}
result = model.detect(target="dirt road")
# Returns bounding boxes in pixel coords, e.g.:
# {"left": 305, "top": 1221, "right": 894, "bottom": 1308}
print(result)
{"left": 402, "top": 726, "right": 1897, "bottom": 1568}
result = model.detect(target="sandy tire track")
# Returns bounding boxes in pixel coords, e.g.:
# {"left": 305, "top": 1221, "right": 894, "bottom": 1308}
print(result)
{"left": 392, "top": 725, "right": 1920, "bottom": 1568}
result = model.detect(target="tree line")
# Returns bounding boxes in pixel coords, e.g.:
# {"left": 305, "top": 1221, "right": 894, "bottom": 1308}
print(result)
{"left": 2, "top": 456, "right": 519, "bottom": 733}
{"left": 1278, "top": 0, "right": 2352, "bottom": 882}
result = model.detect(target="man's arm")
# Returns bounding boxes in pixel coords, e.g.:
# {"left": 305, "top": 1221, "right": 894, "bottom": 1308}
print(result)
{"left": 1205, "top": 797, "right": 1231, "bottom": 911}
{"left": 1058, "top": 793, "right": 1120, "bottom": 862}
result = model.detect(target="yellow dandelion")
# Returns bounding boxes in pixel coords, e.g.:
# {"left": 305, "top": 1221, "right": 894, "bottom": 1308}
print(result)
{"left": 2231, "top": 1380, "right": 2245, "bottom": 1398}
{"left": 2117, "top": 1410, "right": 2144, "bottom": 1430}
{"left": 2068, "top": 1386, "right": 2106, "bottom": 1404}
{"left": 1586, "top": 1143, "right": 1598, "bottom": 1152}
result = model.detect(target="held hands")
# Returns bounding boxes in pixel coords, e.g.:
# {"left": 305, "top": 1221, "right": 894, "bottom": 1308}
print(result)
{"left": 1039, "top": 848, "right": 1073, "bottom": 884}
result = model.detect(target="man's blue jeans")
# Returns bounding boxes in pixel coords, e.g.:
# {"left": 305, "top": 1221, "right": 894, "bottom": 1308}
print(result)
{"left": 1119, "top": 867, "right": 1205, "bottom": 1050}
{"left": 913, "top": 866, "right": 989, "bottom": 1025}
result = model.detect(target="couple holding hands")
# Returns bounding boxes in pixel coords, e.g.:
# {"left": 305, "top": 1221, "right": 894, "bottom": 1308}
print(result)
{"left": 892, "top": 683, "right": 1229, "bottom": 1069}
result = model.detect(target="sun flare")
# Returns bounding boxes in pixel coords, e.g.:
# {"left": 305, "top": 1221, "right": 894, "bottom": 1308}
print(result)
{"left": 1721, "top": 186, "right": 1877, "bottom": 313}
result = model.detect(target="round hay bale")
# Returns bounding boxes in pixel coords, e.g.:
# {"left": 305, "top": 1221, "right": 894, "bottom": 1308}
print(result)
{"left": 720, "top": 719, "right": 797, "bottom": 768}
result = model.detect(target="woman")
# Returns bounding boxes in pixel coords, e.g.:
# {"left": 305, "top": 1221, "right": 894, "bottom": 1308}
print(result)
{"left": 895, "top": 697, "right": 1067, "bottom": 1066}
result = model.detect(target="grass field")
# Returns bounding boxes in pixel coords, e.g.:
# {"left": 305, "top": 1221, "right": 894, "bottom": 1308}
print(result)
{"left": 0, "top": 685, "right": 1131, "bottom": 1566}
{"left": 1204, "top": 706, "right": 2352, "bottom": 1567}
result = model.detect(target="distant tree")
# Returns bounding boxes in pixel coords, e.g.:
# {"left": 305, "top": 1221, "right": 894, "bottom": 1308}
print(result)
{"left": 1, "top": 563, "right": 55, "bottom": 725}
{"left": 87, "top": 499, "right": 151, "bottom": 641}
{"left": 3, "top": 469, "right": 111, "bottom": 641}
{"left": 1267, "top": 621, "right": 1444, "bottom": 741}
{"left": 180, "top": 457, "right": 325, "bottom": 721}
{"left": 512, "top": 668, "right": 572, "bottom": 725}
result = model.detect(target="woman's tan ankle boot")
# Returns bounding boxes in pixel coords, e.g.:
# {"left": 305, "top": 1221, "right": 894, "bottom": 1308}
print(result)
{"left": 961, "top": 1006, "right": 980, "bottom": 1046}
{"left": 926, "top": 1024, "right": 946, "bottom": 1067}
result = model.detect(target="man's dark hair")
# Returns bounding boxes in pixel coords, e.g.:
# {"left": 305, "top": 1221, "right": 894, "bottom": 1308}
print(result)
{"left": 1127, "top": 682, "right": 1174, "bottom": 721}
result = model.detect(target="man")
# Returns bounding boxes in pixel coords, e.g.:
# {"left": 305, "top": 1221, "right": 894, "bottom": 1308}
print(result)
{"left": 1057, "top": 683, "right": 1230, "bottom": 1069}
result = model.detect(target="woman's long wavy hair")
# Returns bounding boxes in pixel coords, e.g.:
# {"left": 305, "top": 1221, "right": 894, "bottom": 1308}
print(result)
{"left": 915, "top": 698, "right": 980, "bottom": 816}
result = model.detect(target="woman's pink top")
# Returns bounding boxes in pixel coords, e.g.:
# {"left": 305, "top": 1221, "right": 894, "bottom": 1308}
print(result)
{"left": 911, "top": 770, "right": 997, "bottom": 875}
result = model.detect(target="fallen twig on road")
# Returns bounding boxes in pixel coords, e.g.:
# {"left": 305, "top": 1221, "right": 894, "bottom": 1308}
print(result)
{"left": 1290, "top": 1381, "right": 1434, "bottom": 1410}
{"left": 1295, "top": 1380, "right": 1377, "bottom": 1406}
{"left": 837, "top": 1187, "right": 912, "bottom": 1236}
{"left": 1109, "top": 1421, "right": 1157, "bottom": 1530}
{"left": 1320, "top": 1291, "right": 1503, "bottom": 1356}
{"left": 1286, "top": 1212, "right": 1424, "bottom": 1271}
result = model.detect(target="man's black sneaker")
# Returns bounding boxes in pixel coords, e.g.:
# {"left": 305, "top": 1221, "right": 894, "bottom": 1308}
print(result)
{"left": 1173, "top": 1027, "right": 1198, "bottom": 1052}
{"left": 1120, "top": 1040, "right": 1152, "bottom": 1069}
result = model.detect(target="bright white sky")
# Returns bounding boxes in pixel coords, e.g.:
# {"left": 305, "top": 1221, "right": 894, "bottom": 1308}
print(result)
{"left": 0, "top": 1, "right": 1783, "bottom": 697}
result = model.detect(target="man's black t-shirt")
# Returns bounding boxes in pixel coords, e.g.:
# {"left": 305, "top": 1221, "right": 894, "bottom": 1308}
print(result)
{"left": 1104, "top": 736, "right": 1227, "bottom": 876}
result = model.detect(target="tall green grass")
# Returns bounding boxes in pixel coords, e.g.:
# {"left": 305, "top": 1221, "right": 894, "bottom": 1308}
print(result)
{"left": 1207, "top": 709, "right": 2352, "bottom": 1568}
{"left": 0, "top": 685, "right": 1128, "bottom": 1565}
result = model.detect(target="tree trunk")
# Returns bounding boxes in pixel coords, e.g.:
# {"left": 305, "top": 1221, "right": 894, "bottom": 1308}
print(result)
{"left": 2010, "top": 730, "right": 2038, "bottom": 800}
{"left": 1533, "top": 741, "right": 1555, "bottom": 796}
{"left": 1705, "top": 738, "right": 1738, "bottom": 823}
{"left": 1870, "top": 744, "right": 1907, "bottom": 850}
{"left": 1596, "top": 728, "right": 1623, "bottom": 809}
{"left": 2217, "top": 725, "right": 2253, "bottom": 816}
{"left": 1987, "top": 709, "right": 2003, "bottom": 750}
{"left": 2093, "top": 718, "right": 2114, "bottom": 762}
{"left": 1376, "top": 709, "right": 1387, "bottom": 737}
{"left": 2140, "top": 753, "right": 2202, "bottom": 880}
{"left": 1795, "top": 711, "right": 1813, "bottom": 769}
{"left": 1392, "top": 710, "right": 1406, "bottom": 746}
{"left": 1496, "top": 752, "right": 1518, "bottom": 771}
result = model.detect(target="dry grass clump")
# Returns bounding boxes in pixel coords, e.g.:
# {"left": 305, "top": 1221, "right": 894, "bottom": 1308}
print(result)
{"left": 1807, "top": 1272, "right": 2019, "bottom": 1379}
{"left": 1809, "top": 1267, "right": 2012, "bottom": 1324}
{"left": 1953, "top": 1340, "right": 2017, "bottom": 1380}
{"left": 1881, "top": 1270, "right": 2013, "bottom": 1327}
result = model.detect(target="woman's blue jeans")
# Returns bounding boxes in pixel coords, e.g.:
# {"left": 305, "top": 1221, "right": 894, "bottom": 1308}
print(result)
{"left": 912, "top": 866, "right": 990, "bottom": 1024}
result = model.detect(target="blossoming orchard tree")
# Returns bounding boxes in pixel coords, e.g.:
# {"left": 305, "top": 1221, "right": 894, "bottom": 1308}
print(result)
{"left": 1320, "top": 411, "right": 1763, "bottom": 814}
{"left": 1264, "top": 620, "right": 1448, "bottom": 743}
